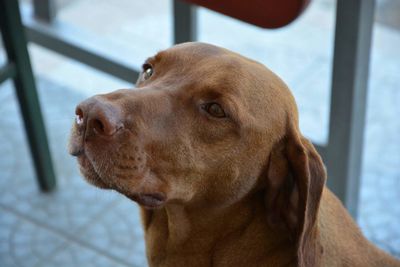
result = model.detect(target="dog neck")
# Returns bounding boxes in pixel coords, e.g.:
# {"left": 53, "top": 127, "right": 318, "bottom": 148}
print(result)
{"left": 140, "top": 191, "right": 295, "bottom": 266}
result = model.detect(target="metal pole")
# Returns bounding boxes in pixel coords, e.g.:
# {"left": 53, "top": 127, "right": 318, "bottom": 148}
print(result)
{"left": 326, "top": 0, "right": 375, "bottom": 218}
{"left": 33, "top": 0, "right": 57, "bottom": 23}
{"left": 173, "top": 0, "right": 197, "bottom": 44}
{"left": 0, "top": 0, "right": 57, "bottom": 191}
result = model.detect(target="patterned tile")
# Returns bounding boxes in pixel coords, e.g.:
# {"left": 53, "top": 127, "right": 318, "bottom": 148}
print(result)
{"left": 0, "top": 80, "right": 121, "bottom": 235}
{"left": 0, "top": 207, "right": 65, "bottom": 267}
{"left": 0, "top": 206, "right": 129, "bottom": 267}
{"left": 36, "top": 241, "right": 130, "bottom": 267}
{"left": 78, "top": 200, "right": 147, "bottom": 266}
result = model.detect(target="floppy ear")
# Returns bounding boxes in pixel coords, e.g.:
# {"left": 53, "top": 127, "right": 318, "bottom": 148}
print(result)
{"left": 265, "top": 126, "right": 326, "bottom": 267}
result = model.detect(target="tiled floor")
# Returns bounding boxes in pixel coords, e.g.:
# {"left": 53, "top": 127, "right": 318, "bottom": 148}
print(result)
{"left": 0, "top": 0, "right": 399, "bottom": 266}
{"left": 0, "top": 79, "right": 146, "bottom": 267}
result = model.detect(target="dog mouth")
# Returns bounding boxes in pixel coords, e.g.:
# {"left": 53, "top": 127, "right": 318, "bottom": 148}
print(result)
{"left": 75, "top": 153, "right": 167, "bottom": 209}
{"left": 76, "top": 154, "right": 110, "bottom": 189}
{"left": 126, "top": 192, "right": 166, "bottom": 209}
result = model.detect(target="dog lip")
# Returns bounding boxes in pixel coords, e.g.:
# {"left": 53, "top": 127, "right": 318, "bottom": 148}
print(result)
{"left": 128, "top": 192, "right": 166, "bottom": 208}
{"left": 76, "top": 153, "right": 111, "bottom": 189}
{"left": 69, "top": 135, "right": 85, "bottom": 157}
{"left": 69, "top": 147, "right": 84, "bottom": 157}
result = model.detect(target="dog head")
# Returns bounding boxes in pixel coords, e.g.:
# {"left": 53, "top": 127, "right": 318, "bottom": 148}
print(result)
{"left": 69, "top": 42, "right": 326, "bottom": 265}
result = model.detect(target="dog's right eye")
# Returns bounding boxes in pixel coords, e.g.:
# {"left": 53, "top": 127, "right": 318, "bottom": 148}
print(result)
{"left": 142, "top": 64, "right": 153, "bottom": 80}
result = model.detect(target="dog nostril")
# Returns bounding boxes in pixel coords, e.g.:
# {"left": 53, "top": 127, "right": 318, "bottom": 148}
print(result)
{"left": 92, "top": 118, "right": 105, "bottom": 134}
{"left": 78, "top": 98, "right": 122, "bottom": 137}
{"left": 75, "top": 108, "right": 84, "bottom": 125}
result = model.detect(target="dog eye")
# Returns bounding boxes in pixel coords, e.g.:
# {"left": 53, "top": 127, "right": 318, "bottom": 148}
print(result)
{"left": 202, "top": 103, "right": 226, "bottom": 118}
{"left": 142, "top": 64, "right": 153, "bottom": 80}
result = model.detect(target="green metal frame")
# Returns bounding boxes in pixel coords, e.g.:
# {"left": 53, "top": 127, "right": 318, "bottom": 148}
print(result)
{"left": 326, "top": 0, "right": 375, "bottom": 217}
{"left": 173, "top": 0, "right": 197, "bottom": 44}
{"left": 33, "top": 0, "right": 57, "bottom": 23}
{"left": 0, "top": 0, "right": 56, "bottom": 192}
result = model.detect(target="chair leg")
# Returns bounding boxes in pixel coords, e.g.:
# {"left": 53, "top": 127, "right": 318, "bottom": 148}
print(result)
{"left": 173, "top": 0, "right": 197, "bottom": 44}
{"left": 0, "top": 0, "right": 56, "bottom": 191}
{"left": 325, "top": 0, "right": 375, "bottom": 218}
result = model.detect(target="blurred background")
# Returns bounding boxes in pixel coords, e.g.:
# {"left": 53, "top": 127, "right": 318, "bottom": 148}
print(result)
{"left": 0, "top": 0, "right": 399, "bottom": 266}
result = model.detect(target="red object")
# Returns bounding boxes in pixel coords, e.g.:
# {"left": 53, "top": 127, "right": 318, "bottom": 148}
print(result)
{"left": 183, "top": 0, "right": 311, "bottom": 29}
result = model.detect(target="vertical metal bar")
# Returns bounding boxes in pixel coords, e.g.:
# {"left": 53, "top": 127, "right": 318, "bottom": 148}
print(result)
{"left": 173, "top": 0, "right": 197, "bottom": 44}
{"left": 0, "top": 63, "right": 17, "bottom": 84}
{"left": 326, "top": 0, "right": 375, "bottom": 218}
{"left": 0, "top": 0, "right": 57, "bottom": 191}
{"left": 33, "top": 0, "right": 57, "bottom": 23}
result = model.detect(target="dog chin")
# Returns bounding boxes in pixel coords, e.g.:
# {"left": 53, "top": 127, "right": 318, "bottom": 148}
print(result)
{"left": 77, "top": 154, "right": 166, "bottom": 209}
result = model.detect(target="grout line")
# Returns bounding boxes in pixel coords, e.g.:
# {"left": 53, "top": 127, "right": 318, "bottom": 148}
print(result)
{"left": 33, "top": 234, "right": 71, "bottom": 267}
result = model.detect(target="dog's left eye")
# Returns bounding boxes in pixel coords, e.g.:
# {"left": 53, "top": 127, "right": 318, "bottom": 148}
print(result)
{"left": 142, "top": 64, "right": 153, "bottom": 80}
{"left": 202, "top": 103, "right": 226, "bottom": 118}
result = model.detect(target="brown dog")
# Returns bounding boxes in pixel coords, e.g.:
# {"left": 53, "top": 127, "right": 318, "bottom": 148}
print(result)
{"left": 69, "top": 42, "right": 400, "bottom": 267}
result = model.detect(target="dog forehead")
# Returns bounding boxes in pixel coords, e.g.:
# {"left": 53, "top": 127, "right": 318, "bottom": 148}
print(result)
{"left": 155, "top": 43, "right": 297, "bottom": 122}
{"left": 152, "top": 44, "right": 244, "bottom": 92}
{"left": 166, "top": 42, "right": 229, "bottom": 58}
{"left": 156, "top": 42, "right": 249, "bottom": 72}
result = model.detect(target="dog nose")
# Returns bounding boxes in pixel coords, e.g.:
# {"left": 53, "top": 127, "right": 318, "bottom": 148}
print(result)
{"left": 75, "top": 97, "right": 123, "bottom": 137}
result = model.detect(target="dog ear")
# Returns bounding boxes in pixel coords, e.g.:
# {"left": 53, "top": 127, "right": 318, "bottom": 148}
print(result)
{"left": 265, "top": 126, "right": 326, "bottom": 267}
